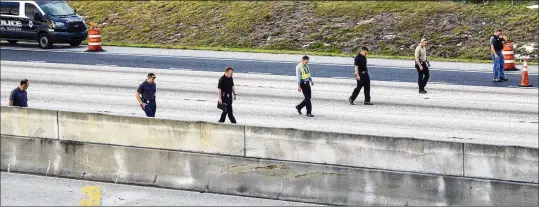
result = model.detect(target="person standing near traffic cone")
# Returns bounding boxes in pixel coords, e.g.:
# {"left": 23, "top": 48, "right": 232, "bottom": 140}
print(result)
{"left": 518, "top": 58, "right": 533, "bottom": 87}
{"left": 490, "top": 29, "right": 508, "bottom": 82}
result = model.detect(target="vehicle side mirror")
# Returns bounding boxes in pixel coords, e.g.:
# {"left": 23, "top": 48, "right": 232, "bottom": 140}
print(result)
{"left": 34, "top": 13, "right": 43, "bottom": 22}
{"left": 74, "top": 9, "right": 77, "bottom": 14}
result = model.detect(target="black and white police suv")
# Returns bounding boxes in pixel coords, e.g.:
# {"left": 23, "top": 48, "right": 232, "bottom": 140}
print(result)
{"left": 0, "top": 0, "right": 87, "bottom": 49}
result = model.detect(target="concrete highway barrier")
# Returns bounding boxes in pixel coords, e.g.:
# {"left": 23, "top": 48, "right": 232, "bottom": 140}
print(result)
{"left": 245, "top": 126, "right": 464, "bottom": 176}
{"left": 464, "top": 143, "right": 538, "bottom": 183}
{"left": 0, "top": 106, "right": 57, "bottom": 139}
{"left": 57, "top": 110, "right": 245, "bottom": 156}
{"left": 1, "top": 106, "right": 537, "bottom": 184}
{"left": 1, "top": 135, "right": 537, "bottom": 206}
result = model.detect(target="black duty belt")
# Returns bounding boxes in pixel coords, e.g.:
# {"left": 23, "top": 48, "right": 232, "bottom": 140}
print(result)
{"left": 143, "top": 99, "right": 155, "bottom": 104}
{"left": 359, "top": 71, "right": 368, "bottom": 75}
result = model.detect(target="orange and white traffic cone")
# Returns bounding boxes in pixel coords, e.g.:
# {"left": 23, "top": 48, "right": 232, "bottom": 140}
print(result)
{"left": 518, "top": 58, "right": 533, "bottom": 87}
{"left": 85, "top": 22, "right": 104, "bottom": 52}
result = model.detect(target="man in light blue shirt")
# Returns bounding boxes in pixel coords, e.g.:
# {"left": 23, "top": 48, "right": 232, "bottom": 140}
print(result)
{"left": 295, "top": 56, "right": 314, "bottom": 117}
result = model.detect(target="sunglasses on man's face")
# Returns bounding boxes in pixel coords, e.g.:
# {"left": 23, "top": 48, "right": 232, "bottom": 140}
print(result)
{"left": 151, "top": 76, "right": 156, "bottom": 79}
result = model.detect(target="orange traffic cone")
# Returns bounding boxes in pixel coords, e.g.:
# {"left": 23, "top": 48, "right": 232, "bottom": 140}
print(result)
{"left": 518, "top": 58, "right": 533, "bottom": 87}
{"left": 85, "top": 22, "right": 104, "bottom": 52}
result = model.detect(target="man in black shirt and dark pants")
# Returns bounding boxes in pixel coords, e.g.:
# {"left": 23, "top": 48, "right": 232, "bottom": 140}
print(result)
{"left": 349, "top": 47, "right": 373, "bottom": 105}
{"left": 136, "top": 73, "right": 157, "bottom": 117}
{"left": 218, "top": 67, "right": 237, "bottom": 123}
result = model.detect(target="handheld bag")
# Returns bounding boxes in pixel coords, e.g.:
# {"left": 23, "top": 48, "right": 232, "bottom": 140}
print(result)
{"left": 217, "top": 102, "right": 228, "bottom": 113}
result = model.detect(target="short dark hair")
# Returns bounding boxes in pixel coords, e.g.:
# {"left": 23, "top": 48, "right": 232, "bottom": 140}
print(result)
{"left": 225, "top": 67, "right": 234, "bottom": 72}
{"left": 147, "top": 73, "right": 155, "bottom": 78}
{"left": 361, "top": 46, "right": 369, "bottom": 52}
{"left": 20, "top": 79, "right": 28, "bottom": 86}
{"left": 302, "top": 56, "right": 309, "bottom": 60}
{"left": 496, "top": 29, "right": 503, "bottom": 32}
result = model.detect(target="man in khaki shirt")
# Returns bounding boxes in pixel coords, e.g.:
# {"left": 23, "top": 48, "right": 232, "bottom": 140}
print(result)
{"left": 415, "top": 38, "right": 430, "bottom": 94}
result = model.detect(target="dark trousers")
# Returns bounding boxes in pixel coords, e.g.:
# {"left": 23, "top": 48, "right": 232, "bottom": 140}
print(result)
{"left": 350, "top": 74, "right": 371, "bottom": 103}
{"left": 219, "top": 95, "right": 236, "bottom": 123}
{"left": 415, "top": 62, "right": 430, "bottom": 91}
{"left": 297, "top": 81, "right": 312, "bottom": 114}
{"left": 142, "top": 101, "right": 156, "bottom": 117}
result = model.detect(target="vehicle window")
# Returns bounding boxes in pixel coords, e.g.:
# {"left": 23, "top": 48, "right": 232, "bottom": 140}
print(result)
{"left": 37, "top": 1, "right": 74, "bottom": 16}
{"left": 25, "top": 3, "right": 40, "bottom": 19}
{"left": 0, "top": 2, "right": 20, "bottom": 16}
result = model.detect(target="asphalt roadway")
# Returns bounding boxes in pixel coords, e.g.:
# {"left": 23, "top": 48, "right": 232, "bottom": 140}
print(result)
{"left": 1, "top": 42, "right": 538, "bottom": 205}
{"left": 1, "top": 60, "right": 537, "bottom": 148}
{"left": 0, "top": 172, "right": 315, "bottom": 206}
{"left": 1, "top": 43, "right": 538, "bottom": 88}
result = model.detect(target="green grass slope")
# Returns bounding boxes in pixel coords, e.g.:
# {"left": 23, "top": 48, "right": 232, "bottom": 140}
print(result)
{"left": 70, "top": 1, "right": 539, "bottom": 62}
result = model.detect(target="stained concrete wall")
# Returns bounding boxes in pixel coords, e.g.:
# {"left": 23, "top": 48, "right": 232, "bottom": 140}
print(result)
{"left": 1, "top": 135, "right": 537, "bottom": 206}
{"left": 1, "top": 106, "right": 538, "bottom": 183}
{"left": 245, "top": 126, "right": 464, "bottom": 176}
{"left": 57, "top": 110, "right": 245, "bottom": 156}
{"left": 0, "top": 106, "right": 57, "bottom": 139}
{"left": 464, "top": 143, "right": 538, "bottom": 183}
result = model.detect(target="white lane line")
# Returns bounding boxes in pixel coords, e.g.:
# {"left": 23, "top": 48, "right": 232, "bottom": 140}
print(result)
{"left": 169, "top": 68, "right": 191, "bottom": 70}
{"left": 247, "top": 72, "right": 272, "bottom": 75}
{"left": 95, "top": 64, "right": 117, "bottom": 67}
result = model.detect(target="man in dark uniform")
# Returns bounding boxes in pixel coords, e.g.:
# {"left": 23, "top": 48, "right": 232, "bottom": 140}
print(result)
{"left": 9, "top": 79, "right": 29, "bottom": 107}
{"left": 349, "top": 47, "right": 373, "bottom": 105}
{"left": 218, "top": 67, "right": 237, "bottom": 123}
{"left": 136, "top": 73, "right": 157, "bottom": 117}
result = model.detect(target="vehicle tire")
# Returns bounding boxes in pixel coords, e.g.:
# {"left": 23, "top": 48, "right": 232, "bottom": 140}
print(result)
{"left": 37, "top": 33, "right": 53, "bottom": 49}
{"left": 7, "top": 40, "right": 18, "bottom": 44}
{"left": 69, "top": 41, "right": 82, "bottom": 47}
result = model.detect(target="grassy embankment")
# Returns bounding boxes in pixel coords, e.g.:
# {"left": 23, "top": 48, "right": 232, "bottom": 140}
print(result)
{"left": 71, "top": 1, "right": 538, "bottom": 64}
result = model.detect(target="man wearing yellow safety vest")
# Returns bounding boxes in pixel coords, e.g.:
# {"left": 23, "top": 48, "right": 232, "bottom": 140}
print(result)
{"left": 295, "top": 56, "right": 314, "bottom": 117}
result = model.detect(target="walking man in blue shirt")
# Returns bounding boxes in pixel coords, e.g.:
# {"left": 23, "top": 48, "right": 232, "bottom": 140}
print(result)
{"left": 295, "top": 56, "right": 314, "bottom": 117}
{"left": 136, "top": 73, "right": 157, "bottom": 117}
{"left": 9, "top": 79, "right": 29, "bottom": 107}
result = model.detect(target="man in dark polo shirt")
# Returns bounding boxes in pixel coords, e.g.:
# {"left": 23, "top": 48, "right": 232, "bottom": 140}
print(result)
{"left": 349, "top": 47, "right": 373, "bottom": 105}
{"left": 218, "top": 67, "right": 237, "bottom": 123}
{"left": 136, "top": 73, "right": 157, "bottom": 117}
{"left": 490, "top": 29, "right": 508, "bottom": 82}
{"left": 9, "top": 79, "right": 29, "bottom": 107}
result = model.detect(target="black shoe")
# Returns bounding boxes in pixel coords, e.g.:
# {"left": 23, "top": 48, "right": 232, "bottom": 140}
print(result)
{"left": 348, "top": 98, "right": 355, "bottom": 105}
{"left": 423, "top": 89, "right": 428, "bottom": 94}
{"left": 364, "top": 102, "right": 374, "bottom": 105}
{"left": 419, "top": 90, "right": 427, "bottom": 94}
{"left": 295, "top": 105, "right": 302, "bottom": 115}
{"left": 306, "top": 114, "right": 314, "bottom": 117}
{"left": 501, "top": 77, "right": 509, "bottom": 81}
